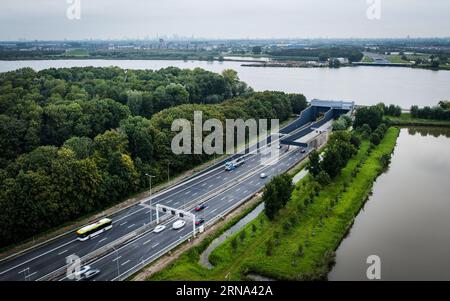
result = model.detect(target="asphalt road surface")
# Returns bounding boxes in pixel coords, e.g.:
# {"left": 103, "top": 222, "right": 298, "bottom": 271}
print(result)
{"left": 0, "top": 118, "right": 314, "bottom": 281}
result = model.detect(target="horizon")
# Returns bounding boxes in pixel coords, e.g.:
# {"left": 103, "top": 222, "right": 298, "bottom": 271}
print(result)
{"left": 1, "top": 0, "right": 450, "bottom": 41}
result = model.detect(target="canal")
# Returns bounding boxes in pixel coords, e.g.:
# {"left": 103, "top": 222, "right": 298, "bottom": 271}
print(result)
{"left": 328, "top": 127, "right": 450, "bottom": 280}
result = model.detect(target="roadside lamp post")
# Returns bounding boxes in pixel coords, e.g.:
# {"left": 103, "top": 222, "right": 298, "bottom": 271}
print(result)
{"left": 145, "top": 174, "right": 156, "bottom": 224}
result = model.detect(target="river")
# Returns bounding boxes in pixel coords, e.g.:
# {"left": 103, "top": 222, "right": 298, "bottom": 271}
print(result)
{"left": 328, "top": 127, "right": 450, "bottom": 281}
{"left": 1, "top": 60, "right": 449, "bottom": 108}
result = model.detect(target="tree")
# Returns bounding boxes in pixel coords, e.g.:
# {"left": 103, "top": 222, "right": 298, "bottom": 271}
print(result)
{"left": 353, "top": 106, "right": 384, "bottom": 130}
{"left": 316, "top": 170, "right": 331, "bottom": 186}
{"left": 288, "top": 94, "right": 307, "bottom": 115}
{"left": 306, "top": 150, "right": 321, "bottom": 177}
{"left": 370, "top": 133, "right": 381, "bottom": 145}
{"left": 263, "top": 174, "right": 294, "bottom": 220}
{"left": 252, "top": 46, "right": 262, "bottom": 55}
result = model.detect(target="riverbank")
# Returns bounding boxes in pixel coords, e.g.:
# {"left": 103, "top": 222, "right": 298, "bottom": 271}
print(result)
{"left": 386, "top": 113, "right": 450, "bottom": 127}
{"left": 150, "top": 127, "right": 400, "bottom": 280}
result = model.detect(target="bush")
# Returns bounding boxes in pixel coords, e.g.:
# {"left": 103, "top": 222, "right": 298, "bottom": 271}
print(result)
{"left": 316, "top": 170, "right": 331, "bottom": 186}
{"left": 370, "top": 133, "right": 381, "bottom": 145}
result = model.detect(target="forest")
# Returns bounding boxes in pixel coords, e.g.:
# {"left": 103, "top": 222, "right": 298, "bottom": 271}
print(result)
{"left": 0, "top": 66, "right": 307, "bottom": 247}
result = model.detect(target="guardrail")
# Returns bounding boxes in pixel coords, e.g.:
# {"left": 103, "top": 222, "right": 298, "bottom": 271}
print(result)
{"left": 110, "top": 148, "right": 311, "bottom": 281}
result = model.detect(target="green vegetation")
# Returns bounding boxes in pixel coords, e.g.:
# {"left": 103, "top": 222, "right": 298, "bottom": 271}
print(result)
{"left": 0, "top": 66, "right": 306, "bottom": 247}
{"left": 263, "top": 174, "right": 294, "bottom": 220}
{"left": 386, "top": 113, "right": 450, "bottom": 127}
{"left": 268, "top": 47, "right": 364, "bottom": 63}
{"left": 387, "top": 54, "right": 410, "bottom": 64}
{"left": 361, "top": 56, "right": 374, "bottom": 63}
{"left": 65, "top": 49, "right": 89, "bottom": 57}
{"left": 151, "top": 127, "right": 399, "bottom": 280}
{"left": 332, "top": 114, "right": 352, "bottom": 131}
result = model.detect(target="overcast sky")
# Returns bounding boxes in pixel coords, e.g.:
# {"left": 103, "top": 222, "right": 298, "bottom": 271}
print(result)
{"left": 1, "top": 0, "right": 449, "bottom": 40}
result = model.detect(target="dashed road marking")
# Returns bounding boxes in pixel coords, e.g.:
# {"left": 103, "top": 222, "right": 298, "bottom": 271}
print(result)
{"left": 121, "top": 260, "right": 130, "bottom": 266}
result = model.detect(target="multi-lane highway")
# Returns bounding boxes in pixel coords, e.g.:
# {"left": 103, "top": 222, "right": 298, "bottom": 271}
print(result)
{"left": 0, "top": 122, "right": 312, "bottom": 281}
{"left": 0, "top": 99, "right": 349, "bottom": 282}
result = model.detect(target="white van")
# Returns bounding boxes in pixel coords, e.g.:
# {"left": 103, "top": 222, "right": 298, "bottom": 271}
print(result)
{"left": 172, "top": 220, "right": 186, "bottom": 230}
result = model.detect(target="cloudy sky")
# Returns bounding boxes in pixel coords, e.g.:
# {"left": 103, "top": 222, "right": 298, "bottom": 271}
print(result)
{"left": 1, "top": 0, "right": 449, "bottom": 40}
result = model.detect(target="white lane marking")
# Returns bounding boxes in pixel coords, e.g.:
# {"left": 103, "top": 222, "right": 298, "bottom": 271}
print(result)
{"left": 257, "top": 182, "right": 261, "bottom": 186}
{"left": 112, "top": 256, "right": 121, "bottom": 262}
{"left": 120, "top": 221, "right": 127, "bottom": 226}
{"left": 236, "top": 188, "right": 241, "bottom": 192}
{"left": 0, "top": 239, "right": 76, "bottom": 276}
{"left": 249, "top": 180, "right": 254, "bottom": 184}
{"left": 57, "top": 249, "right": 68, "bottom": 256}
{"left": 174, "top": 201, "right": 180, "bottom": 206}
{"left": 177, "top": 228, "right": 184, "bottom": 233}
{"left": 201, "top": 183, "right": 207, "bottom": 187}
{"left": 243, "top": 190, "right": 248, "bottom": 194}
{"left": 143, "top": 239, "right": 152, "bottom": 245}
{"left": 166, "top": 199, "right": 173, "bottom": 204}
{"left": 127, "top": 224, "right": 136, "bottom": 229}
{"left": 220, "top": 196, "right": 226, "bottom": 201}
{"left": 216, "top": 175, "right": 221, "bottom": 179}
{"left": 208, "top": 184, "right": 213, "bottom": 188}
{"left": 228, "top": 199, "right": 233, "bottom": 203}
{"left": 223, "top": 177, "right": 228, "bottom": 180}
{"left": 185, "top": 191, "right": 191, "bottom": 195}
{"left": 28, "top": 271, "right": 37, "bottom": 278}
{"left": 151, "top": 243, "right": 160, "bottom": 248}
{"left": 121, "top": 260, "right": 130, "bottom": 266}
{"left": 192, "top": 192, "right": 198, "bottom": 196}
{"left": 210, "top": 208, "right": 218, "bottom": 214}
{"left": 99, "top": 238, "right": 108, "bottom": 243}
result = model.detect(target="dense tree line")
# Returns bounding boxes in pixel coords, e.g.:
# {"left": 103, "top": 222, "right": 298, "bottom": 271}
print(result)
{"left": 0, "top": 66, "right": 304, "bottom": 247}
{"left": 410, "top": 101, "right": 450, "bottom": 120}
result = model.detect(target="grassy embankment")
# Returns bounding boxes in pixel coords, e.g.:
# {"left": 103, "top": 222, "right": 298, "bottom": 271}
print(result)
{"left": 150, "top": 127, "right": 400, "bottom": 281}
{"left": 386, "top": 113, "right": 450, "bottom": 127}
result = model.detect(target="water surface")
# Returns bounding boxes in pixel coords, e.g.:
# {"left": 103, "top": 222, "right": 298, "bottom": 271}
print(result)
{"left": 329, "top": 127, "right": 450, "bottom": 281}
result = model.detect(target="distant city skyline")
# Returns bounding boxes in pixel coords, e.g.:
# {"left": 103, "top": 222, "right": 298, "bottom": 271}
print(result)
{"left": 1, "top": 0, "right": 449, "bottom": 41}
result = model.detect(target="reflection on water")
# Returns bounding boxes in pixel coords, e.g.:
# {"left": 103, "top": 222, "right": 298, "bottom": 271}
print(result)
{"left": 328, "top": 127, "right": 450, "bottom": 281}
{"left": 407, "top": 126, "right": 450, "bottom": 138}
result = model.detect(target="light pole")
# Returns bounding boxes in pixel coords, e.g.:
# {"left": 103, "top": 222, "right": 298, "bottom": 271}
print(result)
{"left": 145, "top": 173, "right": 155, "bottom": 224}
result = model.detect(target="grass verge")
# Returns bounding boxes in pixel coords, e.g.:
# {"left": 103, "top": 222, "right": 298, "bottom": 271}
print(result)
{"left": 150, "top": 127, "right": 400, "bottom": 280}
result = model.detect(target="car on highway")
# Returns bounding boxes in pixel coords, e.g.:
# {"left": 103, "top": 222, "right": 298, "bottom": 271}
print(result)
{"left": 195, "top": 218, "right": 205, "bottom": 226}
{"left": 153, "top": 224, "right": 166, "bottom": 233}
{"left": 82, "top": 269, "right": 100, "bottom": 281}
{"left": 300, "top": 148, "right": 306, "bottom": 153}
{"left": 172, "top": 220, "right": 186, "bottom": 230}
{"left": 194, "top": 204, "right": 206, "bottom": 211}
{"left": 277, "top": 144, "right": 282, "bottom": 149}
{"left": 260, "top": 172, "right": 267, "bottom": 179}
{"left": 73, "top": 265, "right": 91, "bottom": 279}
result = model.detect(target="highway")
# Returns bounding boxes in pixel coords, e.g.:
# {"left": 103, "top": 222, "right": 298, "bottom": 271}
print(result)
{"left": 0, "top": 116, "right": 313, "bottom": 281}
{"left": 76, "top": 145, "right": 311, "bottom": 281}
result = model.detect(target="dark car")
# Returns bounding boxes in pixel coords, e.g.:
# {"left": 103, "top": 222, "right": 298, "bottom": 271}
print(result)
{"left": 300, "top": 148, "right": 306, "bottom": 153}
{"left": 195, "top": 218, "right": 205, "bottom": 226}
{"left": 194, "top": 204, "right": 206, "bottom": 212}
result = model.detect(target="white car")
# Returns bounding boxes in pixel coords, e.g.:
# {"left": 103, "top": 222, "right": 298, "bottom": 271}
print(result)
{"left": 260, "top": 173, "right": 267, "bottom": 179}
{"left": 172, "top": 220, "right": 186, "bottom": 230}
{"left": 153, "top": 225, "right": 166, "bottom": 233}
{"left": 74, "top": 265, "right": 91, "bottom": 278}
